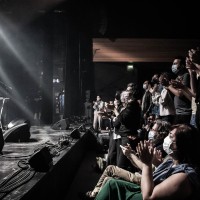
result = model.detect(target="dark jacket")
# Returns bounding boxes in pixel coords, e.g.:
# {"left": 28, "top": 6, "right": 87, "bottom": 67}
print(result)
{"left": 142, "top": 90, "right": 152, "bottom": 114}
{"left": 113, "top": 100, "right": 141, "bottom": 137}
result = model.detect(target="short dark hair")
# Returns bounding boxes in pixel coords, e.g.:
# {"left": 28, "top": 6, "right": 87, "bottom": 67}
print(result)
{"left": 127, "top": 82, "right": 135, "bottom": 88}
{"left": 174, "top": 56, "right": 185, "bottom": 66}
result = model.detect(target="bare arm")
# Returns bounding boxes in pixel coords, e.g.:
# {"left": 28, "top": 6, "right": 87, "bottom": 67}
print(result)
{"left": 121, "top": 144, "right": 162, "bottom": 170}
{"left": 120, "top": 144, "right": 143, "bottom": 170}
{"left": 167, "top": 84, "right": 183, "bottom": 97}
{"left": 189, "top": 72, "right": 197, "bottom": 96}
{"left": 142, "top": 173, "right": 192, "bottom": 200}
{"left": 178, "top": 87, "right": 192, "bottom": 101}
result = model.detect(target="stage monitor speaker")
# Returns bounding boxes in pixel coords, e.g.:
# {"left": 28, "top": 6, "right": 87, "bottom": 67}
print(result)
{"left": 0, "top": 128, "right": 4, "bottom": 153}
{"left": 51, "top": 118, "right": 70, "bottom": 130}
{"left": 70, "top": 128, "right": 80, "bottom": 139}
{"left": 7, "top": 119, "right": 30, "bottom": 129}
{"left": 29, "top": 146, "right": 53, "bottom": 172}
{"left": 3, "top": 122, "right": 31, "bottom": 142}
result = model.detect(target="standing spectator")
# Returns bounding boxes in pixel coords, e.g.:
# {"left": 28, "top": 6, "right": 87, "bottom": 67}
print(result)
{"left": 158, "top": 72, "right": 175, "bottom": 124}
{"left": 84, "top": 98, "right": 92, "bottom": 124}
{"left": 150, "top": 74, "right": 161, "bottom": 119}
{"left": 187, "top": 47, "right": 200, "bottom": 130}
{"left": 106, "top": 92, "right": 123, "bottom": 166}
{"left": 113, "top": 90, "right": 141, "bottom": 171}
{"left": 141, "top": 80, "right": 152, "bottom": 126}
{"left": 167, "top": 56, "right": 192, "bottom": 124}
{"left": 93, "top": 95, "right": 105, "bottom": 132}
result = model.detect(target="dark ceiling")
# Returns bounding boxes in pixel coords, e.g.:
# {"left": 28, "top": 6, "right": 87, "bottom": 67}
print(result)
{"left": 0, "top": 0, "right": 199, "bottom": 39}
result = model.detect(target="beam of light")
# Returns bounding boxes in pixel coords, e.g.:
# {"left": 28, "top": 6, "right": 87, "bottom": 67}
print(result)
{"left": 0, "top": 16, "right": 42, "bottom": 85}
{"left": 0, "top": 13, "right": 52, "bottom": 102}
{"left": 0, "top": 62, "right": 34, "bottom": 121}
{"left": 0, "top": 16, "right": 51, "bottom": 124}
{"left": 0, "top": 14, "right": 53, "bottom": 123}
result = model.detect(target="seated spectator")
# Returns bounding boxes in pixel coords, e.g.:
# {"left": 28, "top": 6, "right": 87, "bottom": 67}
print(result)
{"left": 81, "top": 119, "right": 171, "bottom": 199}
{"left": 137, "top": 114, "right": 160, "bottom": 141}
{"left": 95, "top": 124, "right": 200, "bottom": 200}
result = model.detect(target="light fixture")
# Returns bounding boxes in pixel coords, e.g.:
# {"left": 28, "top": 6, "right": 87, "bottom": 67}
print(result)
{"left": 127, "top": 64, "right": 134, "bottom": 71}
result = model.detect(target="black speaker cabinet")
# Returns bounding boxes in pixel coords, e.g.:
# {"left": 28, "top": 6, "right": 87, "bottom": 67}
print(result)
{"left": 70, "top": 128, "right": 80, "bottom": 139}
{"left": 7, "top": 119, "right": 30, "bottom": 129}
{"left": 0, "top": 128, "right": 4, "bottom": 153}
{"left": 3, "top": 122, "right": 31, "bottom": 142}
{"left": 29, "top": 146, "right": 53, "bottom": 172}
{"left": 51, "top": 118, "right": 70, "bottom": 130}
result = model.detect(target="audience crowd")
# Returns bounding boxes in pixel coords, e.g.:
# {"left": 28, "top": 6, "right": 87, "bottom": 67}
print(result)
{"left": 83, "top": 47, "right": 200, "bottom": 200}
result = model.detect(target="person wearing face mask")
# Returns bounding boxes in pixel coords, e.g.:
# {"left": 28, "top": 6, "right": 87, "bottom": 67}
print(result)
{"left": 81, "top": 119, "right": 170, "bottom": 200}
{"left": 95, "top": 124, "right": 200, "bottom": 200}
{"left": 140, "top": 80, "right": 152, "bottom": 126}
{"left": 158, "top": 72, "right": 176, "bottom": 124}
{"left": 167, "top": 56, "right": 192, "bottom": 124}
{"left": 112, "top": 90, "right": 141, "bottom": 172}
{"left": 148, "top": 119, "right": 171, "bottom": 158}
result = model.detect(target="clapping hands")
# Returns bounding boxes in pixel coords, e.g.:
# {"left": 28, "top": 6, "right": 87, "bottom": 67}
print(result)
{"left": 170, "top": 79, "right": 184, "bottom": 89}
{"left": 136, "top": 140, "right": 154, "bottom": 166}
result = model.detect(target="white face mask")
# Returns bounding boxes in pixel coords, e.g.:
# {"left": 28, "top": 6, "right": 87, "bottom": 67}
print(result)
{"left": 171, "top": 64, "right": 179, "bottom": 74}
{"left": 148, "top": 130, "right": 156, "bottom": 141}
{"left": 163, "top": 135, "right": 173, "bottom": 155}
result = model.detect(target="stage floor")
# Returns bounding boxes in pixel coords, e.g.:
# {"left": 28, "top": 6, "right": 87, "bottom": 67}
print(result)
{"left": 0, "top": 124, "right": 96, "bottom": 200}
{"left": 1, "top": 125, "right": 74, "bottom": 174}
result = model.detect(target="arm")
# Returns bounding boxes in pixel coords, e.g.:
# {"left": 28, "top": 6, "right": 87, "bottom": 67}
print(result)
{"left": 186, "top": 57, "right": 197, "bottom": 96}
{"left": 121, "top": 144, "right": 163, "bottom": 170}
{"left": 169, "top": 79, "right": 194, "bottom": 101}
{"left": 167, "top": 84, "right": 183, "bottom": 97}
{"left": 168, "top": 73, "right": 191, "bottom": 98}
{"left": 120, "top": 144, "right": 143, "bottom": 170}
{"left": 177, "top": 86, "right": 194, "bottom": 101}
{"left": 159, "top": 88, "right": 170, "bottom": 105}
{"left": 142, "top": 173, "right": 192, "bottom": 200}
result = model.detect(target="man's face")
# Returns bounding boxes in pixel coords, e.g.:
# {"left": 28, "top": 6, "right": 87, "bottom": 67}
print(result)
{"left": 123, "top": 91, "right": 131, "bottom": 102}
{"left": 97, "top": 96, "right": 101, "bottom": 101}
{"left": 172, "top": 59, "right": 182, "bottom": 70}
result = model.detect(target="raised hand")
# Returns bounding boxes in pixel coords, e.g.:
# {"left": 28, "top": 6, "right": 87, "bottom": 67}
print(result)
{"left": 136, "top": 140, "right": 153, "bottom": 166}
{"left": 152, "top": 148, "right": 163, "bottom": 167}
{"left": 188, "top": 47, "right": 200, "bottom": 65}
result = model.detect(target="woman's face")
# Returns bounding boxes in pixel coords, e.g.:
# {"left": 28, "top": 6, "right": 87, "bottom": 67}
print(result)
{"left": 152, "top": 123, "right": 159, "bottom": 133}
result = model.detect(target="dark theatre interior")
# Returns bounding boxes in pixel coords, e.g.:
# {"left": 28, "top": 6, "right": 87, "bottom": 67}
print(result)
{"left": 0, "top": 0, "right": 200, "bottom": 199}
